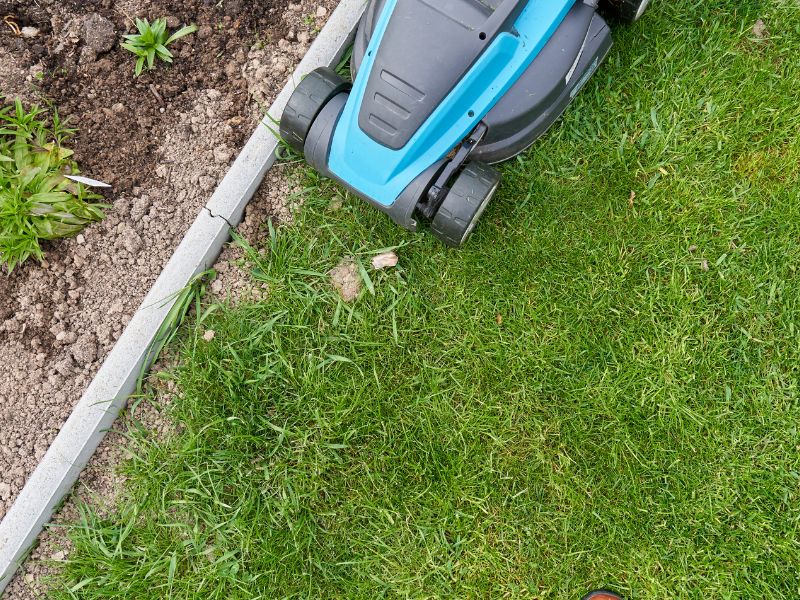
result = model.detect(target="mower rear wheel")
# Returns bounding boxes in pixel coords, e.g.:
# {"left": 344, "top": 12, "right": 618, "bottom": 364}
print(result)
{"left": 430, "top": 162, "right": 501, "bottom": 248}
{"left": 280, "top": 67, "right": 350, "bottom": 154}
{"left": 602, "top": 0, "right": 651, "bottom": 23}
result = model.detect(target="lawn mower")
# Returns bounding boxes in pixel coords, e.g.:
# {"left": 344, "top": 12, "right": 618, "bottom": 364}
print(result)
{"left": 280, "top": 0, "right": 651, "bottom": 247}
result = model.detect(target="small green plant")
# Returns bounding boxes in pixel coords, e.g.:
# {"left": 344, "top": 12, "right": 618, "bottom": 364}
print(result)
{"left": 121, "top": 18, "right": 198, "bottom": 77}
{"left": 0, "top": 99, "right": 107, "bottom": 272}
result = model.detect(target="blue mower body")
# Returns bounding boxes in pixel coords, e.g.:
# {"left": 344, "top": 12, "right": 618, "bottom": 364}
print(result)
{"left": 280, "top": 0, "right": 649, "bottom": 246}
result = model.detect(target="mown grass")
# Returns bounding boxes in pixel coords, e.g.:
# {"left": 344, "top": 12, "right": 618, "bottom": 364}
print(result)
{"left": 51, "top": 1, "right": 800, "bottom": 598}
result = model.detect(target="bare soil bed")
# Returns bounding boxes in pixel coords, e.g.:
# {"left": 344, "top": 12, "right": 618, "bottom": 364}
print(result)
{"left": 0, "top": 0, "right": 334, "bottom": 524}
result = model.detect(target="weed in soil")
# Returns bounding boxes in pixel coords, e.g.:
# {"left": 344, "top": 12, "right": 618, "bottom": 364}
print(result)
{"left": 121, "top": 18, "right": 198, "bottom": 77}
{"left": 0, "top": 99, "right": 106, "bottom": 272}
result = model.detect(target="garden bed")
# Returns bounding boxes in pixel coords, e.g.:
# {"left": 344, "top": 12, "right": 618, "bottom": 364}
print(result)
{"left": 0, "top": 0, "right": 336, "bottom": 520}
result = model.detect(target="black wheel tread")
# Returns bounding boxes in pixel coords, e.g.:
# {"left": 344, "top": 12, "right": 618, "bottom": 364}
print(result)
{"left": 601, "top": 0, "right": 650, "bottom": 23}
{"left": 430, "top": 162, "right": 500, "bottom": 248}
{"left": 279, "top": 67, "right": 350, "bottom": 154}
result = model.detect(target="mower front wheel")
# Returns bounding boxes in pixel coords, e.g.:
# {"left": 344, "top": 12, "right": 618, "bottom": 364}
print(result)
{"left": 602, "top": 0, "right": 651, "bottom": 23}
{"left": 430, "top": 162, "right": 501, "bottom": 248}
{"left": 279, "top": 67, "right": 350, "bottom": 154}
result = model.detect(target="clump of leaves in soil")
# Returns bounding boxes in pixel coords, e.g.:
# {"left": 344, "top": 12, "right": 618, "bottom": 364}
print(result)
{"left": 0, "top": 99, "right": 107, "bottom": 273}
{"left": 121, "top": 18, "right": 198, "bottom": 77}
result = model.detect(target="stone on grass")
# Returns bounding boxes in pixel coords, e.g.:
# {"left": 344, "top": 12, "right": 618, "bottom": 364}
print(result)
{"left": 372, "top": 251, "right": 399, "bottom": 270}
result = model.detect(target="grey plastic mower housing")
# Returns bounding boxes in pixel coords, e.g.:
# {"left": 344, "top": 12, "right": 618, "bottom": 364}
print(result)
{"left": 351, "top": 0, "right": 614, "bottom": 164}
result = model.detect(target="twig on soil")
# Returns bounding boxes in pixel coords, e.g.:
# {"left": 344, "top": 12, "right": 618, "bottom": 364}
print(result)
{"left": 149, "top": 85, "right": 165, "bottom": 106}
{"left": 114, "top": 7, "right": 136, "bottom": 29}
{"left": 3, "top": 15, "right": 21, "bottom": 36}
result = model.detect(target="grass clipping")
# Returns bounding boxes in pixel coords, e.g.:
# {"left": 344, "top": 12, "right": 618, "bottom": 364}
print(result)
{"left": 0, "top": 99, "right": 107, "bottom": 272}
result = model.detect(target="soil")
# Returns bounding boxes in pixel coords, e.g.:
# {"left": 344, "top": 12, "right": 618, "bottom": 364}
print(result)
{"left": 0, "top": 0, "right": 337, "bottom": 564}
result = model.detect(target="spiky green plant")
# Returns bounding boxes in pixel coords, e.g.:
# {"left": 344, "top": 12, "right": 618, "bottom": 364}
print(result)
{"left": 0, "top": 99, "right": 107, "bottom": 273}
{"left": 121, "top": 18, "right": 198, "bottom": 77}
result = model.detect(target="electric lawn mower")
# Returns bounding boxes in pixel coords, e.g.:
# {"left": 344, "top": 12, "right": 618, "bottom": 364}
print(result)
{"left": 280, "top": 0, "right": 651, "bottom": 247}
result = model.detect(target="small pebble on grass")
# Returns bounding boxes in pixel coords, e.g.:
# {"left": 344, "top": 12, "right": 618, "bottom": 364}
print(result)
{"left": 371, "top": 251, "right": 399, "bottom": 270}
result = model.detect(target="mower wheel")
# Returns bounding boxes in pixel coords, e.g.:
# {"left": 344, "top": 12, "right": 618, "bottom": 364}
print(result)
{"left": 602, "top": 0, "right": 651, "bottom": 23}
{"left": 430, "top": 162, "right": 501, "bottom": 248}
{"left": 280, "top": 67, "right": 350, "bottom": 154}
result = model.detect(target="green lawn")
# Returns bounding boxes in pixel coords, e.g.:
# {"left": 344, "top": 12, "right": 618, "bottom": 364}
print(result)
{"left": 53, "top": 2, "right": 800, "bottom": 598}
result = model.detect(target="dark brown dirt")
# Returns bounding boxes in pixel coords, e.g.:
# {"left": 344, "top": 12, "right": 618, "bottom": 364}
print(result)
{"left": 0, "top": 0, "right": 337, "bottom": 567}
{"left": 1, "top": 0, "right": 297, "bottom": 195}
